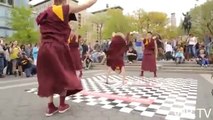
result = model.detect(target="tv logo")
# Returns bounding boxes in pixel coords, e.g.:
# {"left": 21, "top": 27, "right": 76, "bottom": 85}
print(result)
{"left": 197, "top": 108, "right": 212, "bottom": 119}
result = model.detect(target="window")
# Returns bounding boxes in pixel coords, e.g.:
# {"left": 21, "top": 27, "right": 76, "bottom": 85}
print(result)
{"left": 78, "top": 13, "right": 81, "bottom": 29}
{"left": 0, "top": 0, "right": 13, "bottom": 6}
{"left": 0, "top": 0, "right": 6, "bottom": 3}
{"left": 7, "top": 0, "right": 13, "bottom": 6}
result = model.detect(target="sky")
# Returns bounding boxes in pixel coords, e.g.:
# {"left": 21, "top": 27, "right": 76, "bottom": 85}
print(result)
{"left": 30, "top": 0, "right": 207, "bottom": 25}
{"left": 79, "top": 0, "right": 207, "bottom": 25}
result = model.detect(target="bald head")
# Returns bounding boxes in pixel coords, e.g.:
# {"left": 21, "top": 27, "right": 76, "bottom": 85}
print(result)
{"left": 53, "top": 0, "right": 67, "bottom": 5}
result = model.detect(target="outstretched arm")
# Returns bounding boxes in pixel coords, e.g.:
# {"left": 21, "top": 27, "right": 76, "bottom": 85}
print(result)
{"left": 182, "top": 13, "right": 186, "bottom": 16}
{"left": 154, "top": 40, "right": 158, "bottom": 59}
{"left": 69, "top": 0, "right": 97, "bottom": 13}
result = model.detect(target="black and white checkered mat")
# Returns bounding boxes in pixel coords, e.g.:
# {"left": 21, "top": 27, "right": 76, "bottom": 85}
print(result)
{"left": 26, "top": 75, "right": 197, "bottom": 120}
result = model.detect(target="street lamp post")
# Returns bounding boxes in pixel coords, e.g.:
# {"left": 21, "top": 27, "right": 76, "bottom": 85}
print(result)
{"left": 195, "top": 0, "right": 199, "bottom": 7}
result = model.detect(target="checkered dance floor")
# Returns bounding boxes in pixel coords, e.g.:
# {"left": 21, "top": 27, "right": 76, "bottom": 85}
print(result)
{"left": 26, "top": 75, "right": 197, "bottom": 120}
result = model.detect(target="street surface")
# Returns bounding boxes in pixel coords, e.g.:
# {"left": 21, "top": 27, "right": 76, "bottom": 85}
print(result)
{"left": 0, "top": 70, "right": 213, "bottom": 120}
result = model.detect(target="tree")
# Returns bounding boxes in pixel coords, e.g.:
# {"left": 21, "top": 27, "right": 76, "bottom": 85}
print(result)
{"left": 133, "top": 10, "right": 169, "bottom": 35}
{"left": 133, "top": 9, "right": 147, "bottom": 33}
{"left": 9, "top": 6, "right": 39, "bottom": 44}
{"left": 162, "top": 26, "right": 182, "bottom": 39}
{"left": 190, "top": 0, "right": 213, "bottom": 37}
{"left": 77, "top": 22, "right": 91, "bottom": 37}
{"left": 103, "top": 9, "right": 134, "bottom": 39}
{"left": 90, "top": 13, "right": 108, "bottom": 41}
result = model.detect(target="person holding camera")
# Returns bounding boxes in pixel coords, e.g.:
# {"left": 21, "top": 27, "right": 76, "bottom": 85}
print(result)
{"left": 17, "top": 52, "right": 36, "bottom": 77}
{"left": 0, "top": 39, "right": 5, "bottom": 78}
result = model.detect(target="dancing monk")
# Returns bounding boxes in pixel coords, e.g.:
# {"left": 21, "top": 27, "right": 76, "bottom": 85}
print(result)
{"left": 36, "top": 0, "right": 97, "bottom": 117}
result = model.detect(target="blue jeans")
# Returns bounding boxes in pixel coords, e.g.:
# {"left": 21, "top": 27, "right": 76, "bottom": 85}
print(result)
{"left": 0, "top": 57, "right": 4, "bottom": 75}
{"left": 91, "top": 52, "right": 99, "bottom": 63}
{"left": 188, "top": 45, "right": 196, "bottom": 58}
{"left": 176, "top": 57, "right": 184, "bottom": 63}
{"left": 205, "top": 44, "right": 210, "bottom": 55}
{"left": 24, "top": 65, "right": 36, "bottom": 77}
{"left": 201, "top": 58, "right": 209, "bottom": 65}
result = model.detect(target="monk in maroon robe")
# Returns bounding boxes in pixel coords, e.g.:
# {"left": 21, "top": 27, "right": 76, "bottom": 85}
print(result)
{"left": 106, "top": 32, "right": 129, "bottom": 85}
{"left": 69, "top": 34, "right": 83, "bottom": 78}
{"left": 36, "top": 0, "right": 97, "bottom": 117}
{"left": 141, "top": 32, "right": 158, "bottom": 77}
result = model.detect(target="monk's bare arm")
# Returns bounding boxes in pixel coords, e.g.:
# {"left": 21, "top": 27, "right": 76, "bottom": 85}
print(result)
{"left": 141, "top": 40, "right": 145, "bottom": 51}
{"left": 154, "top": 40, "right": 158, "bottom": 58}
{"left": 69, "top": 0, "right": 97, "bottom": 13}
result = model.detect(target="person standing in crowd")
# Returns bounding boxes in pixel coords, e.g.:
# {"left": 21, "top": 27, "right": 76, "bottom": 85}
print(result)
{"left": 36, "top": 0, "right": 97, "bottom": 117}
{"left": 6, "top": 43, "right": 13, "bottom": 75}
{"left": 32, "top": 43, "right": 39, "bottom": 65}
{"left": 94, "top": 40, "right": 101, "bottom": 52}
{"left": 141, "top": 32, "right": 158, "bottom": 77}
{"left": 92, "top": 41, "right": 101, "bottom": 63}
{"left": 25, "top": 44, "right": 32, "bottom": 58}
{"left": 100, "top": 40, "right": 110, "bottom": 65}
{"left": 187, "top": 34, "right": 197, "bottom": 59}
{"left": 106, "top": 32, "right": 129, "bottom": 85}
{"left": 69, "top": 33, "right": 83, "bottom": 78}
{"left": 0, "top": 40, "right": 5, "bottom": 78}
{"left": 156, "top": 34, "right": 164, "bottom": 60}
{"left": 4, "top": 43, "right": 10, "bottom": 75}
{"left": 204, "top": 33, "right": 212, "bottom": 55}
{"left": 10, "top": 41, "right": 21, "bottom": 76}
{"left": 81, "top": 40, "right": 89, "bottom": 60}
{"left": 101, "top": 40, "right": 109, "bottom": 54}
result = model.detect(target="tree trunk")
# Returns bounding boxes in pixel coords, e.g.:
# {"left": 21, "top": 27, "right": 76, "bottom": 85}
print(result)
{"left": 99, "top": 23, "right": 103, "bottom": 41}
{"left": 96, "top": 24, "right": 99, "bottom": 40}
{"left": 207, "top": 18, "right": 213, "bottom": 36}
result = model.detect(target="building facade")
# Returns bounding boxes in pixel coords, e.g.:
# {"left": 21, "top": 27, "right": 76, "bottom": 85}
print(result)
{"left": 91, "top": 6, "right": 123, "bottom": 41}
{"left": 0, "top": 0, "right": 28, "bottom": 37}
{"left": 31, "top": 0, "right": 82, "bottom": 29}
{"left": 170, "top": 13, "right": 177, "bottom": 27}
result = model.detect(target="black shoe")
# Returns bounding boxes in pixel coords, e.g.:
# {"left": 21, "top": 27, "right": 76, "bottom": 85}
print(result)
{"left": 0, "top": 75, "right": 5, "bottom": 78}
{"left": 18, "top": 71, "right": 22, "bottom": 76}
{"left": 14, "top": 72, "right": 17, "bottom": 77}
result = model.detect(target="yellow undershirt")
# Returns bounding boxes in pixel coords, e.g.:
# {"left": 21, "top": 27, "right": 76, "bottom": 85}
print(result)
{"left": 52, "top": 5, "right": 64, "bottom": 21}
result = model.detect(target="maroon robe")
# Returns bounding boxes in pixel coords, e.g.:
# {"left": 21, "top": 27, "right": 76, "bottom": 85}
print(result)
{"left": 141, "top": 39, "right": 157, "bottom": 72}
{"left": 69, "top": 35, "right": 82, "bottom": 71}
{"left": 106, "top": 35, "right": 127, "bottom": 73}
{"left": 36, "top": 5, "right": 82, "bottom": 97}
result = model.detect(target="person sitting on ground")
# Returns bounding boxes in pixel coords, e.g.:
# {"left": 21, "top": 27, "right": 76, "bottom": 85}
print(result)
{"left": 127, "top": 46, "right": 137, "bottom": 63}
{"left": 197, "top": 46, "right": 209, "bottom": 67}
{"left": 91, "top": 50, "right": 105, "bottom": 63}
{"left": 175, "top": 47, "right": 185, "bottom": 64}
{"left": 165, "top": 41, "right": 174, "bottom": 61}
{"left": 17, "top": 52, "right": 36, "bottom": 77}
{"left": 83, "top": 52, "right": 92, "bottom": 70}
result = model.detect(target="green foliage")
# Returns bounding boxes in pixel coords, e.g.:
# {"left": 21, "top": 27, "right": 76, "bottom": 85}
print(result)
{"left": 86, "top": 8, "right": 184, "bottom": 41}
{"left": 133, "top": 9, "right": 169, "bottom": 34}
{"left": 89, "top": 13, "right": 108, "bottom": 40}
{"left": 190, "top": 0, "right": 213, "bottom": 37}
{"left": 77, "top": 23, "right": 91, "bottom": 37}
{"left": 162, "top": 26, "right": 182, "bottom": 40}
{"left": 9, "top": 6, "right": 39, "bottom": 44}
{"left": 103, "top": 9, "right": 134, "bottom": 39}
